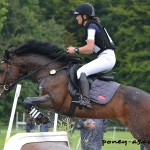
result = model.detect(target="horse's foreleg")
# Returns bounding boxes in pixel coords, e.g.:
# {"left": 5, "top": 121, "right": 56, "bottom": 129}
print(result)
{"left": 24, "top": 94, "right": 50, "bottom": 105}
{"left": 23, "top": 94, "right": 52, "bottom": 125}
{"left": 23, "top": 94, "right": 52, "bottom": 112}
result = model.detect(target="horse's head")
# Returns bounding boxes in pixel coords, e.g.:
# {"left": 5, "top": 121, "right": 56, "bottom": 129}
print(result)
{"left": 0, "top": 49, "right": 24, "bottom": 99}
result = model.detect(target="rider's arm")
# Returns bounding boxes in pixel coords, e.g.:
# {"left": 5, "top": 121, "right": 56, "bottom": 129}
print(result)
{"left": 67, "top": 29, "right": 96, "bottom": 54}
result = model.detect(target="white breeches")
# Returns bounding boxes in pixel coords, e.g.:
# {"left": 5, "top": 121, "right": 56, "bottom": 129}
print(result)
{"left": 77, "top": 49, "right": 116, "bottom": 79}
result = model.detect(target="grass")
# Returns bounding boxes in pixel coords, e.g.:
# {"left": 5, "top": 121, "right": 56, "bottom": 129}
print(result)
{"left": 70, "top": 130, "right": 140, "bottom": 150}
{"left": 0, "top": 128, "right": 140, "bottom": 150}
{"left": 0, "top": 128, "right": 25, "bottom": 150}
{"left": 101, "top": 131, "right": 140, "bottom": 150}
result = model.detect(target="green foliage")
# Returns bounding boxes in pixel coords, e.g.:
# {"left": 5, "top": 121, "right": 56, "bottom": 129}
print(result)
{"left": 58, "top": 118, "right": 73, "bottom": 133}
{"left": 105, "top": 0, "right": 150, "bottom": 91}
{"left": 0, "top": 0, "right": 67, "bottom": 50}
{"left": 0, "top": 0, "right": 8, "bottom": 32}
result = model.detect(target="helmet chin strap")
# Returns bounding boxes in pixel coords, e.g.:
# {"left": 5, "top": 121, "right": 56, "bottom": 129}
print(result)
{"left": 81, "top": 15, "right": 88, "bottom": 26}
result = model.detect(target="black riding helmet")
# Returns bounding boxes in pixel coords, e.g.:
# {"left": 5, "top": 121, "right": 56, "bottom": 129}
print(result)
{"left": 74, "top": 3, "right": 95, "bottom": 17}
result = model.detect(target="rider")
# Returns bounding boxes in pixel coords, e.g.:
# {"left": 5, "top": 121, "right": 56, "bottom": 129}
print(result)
{"left": 67, "top": 3, "right": 116, "bottom": 108}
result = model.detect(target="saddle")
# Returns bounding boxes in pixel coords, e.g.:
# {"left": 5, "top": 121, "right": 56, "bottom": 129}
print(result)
{"left": 68, "top": 64, "right": 120, "bottom": 105}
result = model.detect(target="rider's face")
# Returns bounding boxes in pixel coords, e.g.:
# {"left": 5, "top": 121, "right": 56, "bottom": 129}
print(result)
{"left": 75, "top": 15, "right": 81, "bottom": 24}
{"left": 75, "top": 15, "right": 87, "bottom": 25}
{"left": 75, "top": 15, "right": 83, "bottom": 25}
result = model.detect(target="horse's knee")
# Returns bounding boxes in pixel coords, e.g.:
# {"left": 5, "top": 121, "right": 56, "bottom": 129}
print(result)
{"left": 24, "top": 97, "right": 37, "bottom": 104}
{"left": 23, "top": 97, "right": 37, "bottom": 111}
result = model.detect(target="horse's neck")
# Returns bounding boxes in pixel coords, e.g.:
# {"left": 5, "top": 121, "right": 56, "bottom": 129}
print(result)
{"left": 14, "top": 55, "right": 63, "bottom": 82}
{"left": 15, "top": 54, "right": 50, "bottom": 68}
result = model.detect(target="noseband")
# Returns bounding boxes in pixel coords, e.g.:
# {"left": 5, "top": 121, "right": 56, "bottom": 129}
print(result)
{"left": 0, "top": 60, "right": 12, "bottom": 96}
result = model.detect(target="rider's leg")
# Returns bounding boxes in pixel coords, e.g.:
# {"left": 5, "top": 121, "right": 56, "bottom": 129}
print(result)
{"left": 77, "top": 50, "right": 116, "bottom": 77}
{"left": 79, "top": 73, "right": 91, "bottom": 108}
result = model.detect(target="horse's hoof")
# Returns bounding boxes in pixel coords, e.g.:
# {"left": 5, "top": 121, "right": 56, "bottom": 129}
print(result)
{"left": 35, "top": 115, "right": 49, "bottom": 125}
{"left": 35, "top": 113, "right": 43, "bottom": 125}
{"left": 42, "top": 116, "right": 49, "bottom": 124}
{"left": 35, "top": 119, "right": 41, "bottom": 125}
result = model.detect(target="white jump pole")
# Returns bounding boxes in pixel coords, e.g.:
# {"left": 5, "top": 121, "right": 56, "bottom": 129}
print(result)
{"left": 53, "top": 113, "right": 58, "bottom": 132}
{"left": 4, "top": 84, "right": 22, "bottom": 144}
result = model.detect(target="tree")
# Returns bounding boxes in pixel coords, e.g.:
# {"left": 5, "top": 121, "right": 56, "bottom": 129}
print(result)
{"left": 95, "top": 0, "right": 150, "bottom": 92}
{"left": 0, "top": 0, "right": 8, "bottom": 32}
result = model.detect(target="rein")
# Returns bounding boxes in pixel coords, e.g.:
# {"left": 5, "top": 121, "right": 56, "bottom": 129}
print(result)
{"left": 38, "top": 64, "right": 70, "bottom": 83}
{"left": 0, "top": 54, "right": 66, "bottom": 92}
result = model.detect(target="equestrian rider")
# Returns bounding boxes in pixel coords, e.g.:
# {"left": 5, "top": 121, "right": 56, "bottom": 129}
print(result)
{"left": 67, "top": 3, "right": 116, "bottom": 108}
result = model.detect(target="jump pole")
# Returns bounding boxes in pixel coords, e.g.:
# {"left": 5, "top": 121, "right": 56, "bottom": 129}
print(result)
{"left": 4, "top": 84, "right": 22, "bottom": 144}
{"left": 53, "top": 113, "right": 58, "bottom": 132}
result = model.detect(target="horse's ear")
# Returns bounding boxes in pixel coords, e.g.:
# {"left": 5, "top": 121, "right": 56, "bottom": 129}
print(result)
{"left": 3, "top": 47, "right": 16, "bottom": 61}
{"left": 4, "top": 49, "right": 10, "bottom": 59}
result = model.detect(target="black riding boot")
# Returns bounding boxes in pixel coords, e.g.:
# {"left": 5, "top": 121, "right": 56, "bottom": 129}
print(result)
{"left": 79, "top": 73, "right": 92, "bottom": 109}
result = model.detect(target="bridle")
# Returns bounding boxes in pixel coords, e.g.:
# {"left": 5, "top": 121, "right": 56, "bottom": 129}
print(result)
{"left": 0, "top": 60, "right": 11, "bottom": 94}
{"left": 0, "top": 59, "right": 21, "bottom": 96}
{"left": 0, "top": 53, "right": 69, "bottom": 96}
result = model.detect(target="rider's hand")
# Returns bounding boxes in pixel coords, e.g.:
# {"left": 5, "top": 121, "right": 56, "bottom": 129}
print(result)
{"left": 67, "top": 46, "right": 75, "bottom": 54}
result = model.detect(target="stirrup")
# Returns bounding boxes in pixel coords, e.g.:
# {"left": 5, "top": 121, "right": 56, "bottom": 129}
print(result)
{"left": 72, "top": 100, "right": 80, "bottom": 104}
{"left": 80, "top": 95, "right": 92, "bottom": 109}
{"left": 86, "top": 103, "right": 92, "bottom": 109}
{"left": 72, "top": 95, "right": 86, "bottom": 105}
{"left": 79, "top": 95, "right": 86, "bottom": 105}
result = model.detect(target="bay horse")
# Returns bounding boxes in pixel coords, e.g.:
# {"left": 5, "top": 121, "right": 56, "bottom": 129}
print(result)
{"left": 0, "top": 40, "right": 150, "bottom": 149}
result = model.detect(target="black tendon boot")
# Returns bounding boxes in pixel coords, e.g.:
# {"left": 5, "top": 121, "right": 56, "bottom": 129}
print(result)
{"left": 79, "top": 73, "right": 92, "bottom": 108}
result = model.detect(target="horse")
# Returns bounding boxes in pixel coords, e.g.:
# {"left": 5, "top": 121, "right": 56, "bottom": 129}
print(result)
{"left": 0, "top": 40, "right": 150, "bottom": 149}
